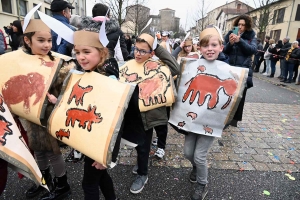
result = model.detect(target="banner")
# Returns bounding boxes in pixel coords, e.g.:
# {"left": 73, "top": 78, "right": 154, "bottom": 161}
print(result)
{"left": 169, "top": 59, "right": 248, "bottom": 137}
{"left": 0, "top": 93, "right": 48, "bottom": 190}
{"left": 119, "top": 59, "right": 175, "bottom": 112}
{"left": 0, "top": 50, "right": 62, "bottom": 125}
{"left": 48, "top": 71, "right": 135, "bottom": 167}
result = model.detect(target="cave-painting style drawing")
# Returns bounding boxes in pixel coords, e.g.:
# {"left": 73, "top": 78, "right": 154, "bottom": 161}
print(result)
{"left": 65, "top": 105, "right": 103, "bottom": 132}
{"left": 186, "top": 112, "right": 198, "bottom": 120}
{"left": 120, "top": 66, "right": 142, "bottom": 83}
{"left": 203, "top": 125, "right": 213, "bottom": 135}
{"left": 0, "top": 94, "right": 5, "bottom": 112}
{"left": 39, "top": 58, "right": 54, "bottom": 68}
{"left": 143, "top": 60, "right": 162, "bottom": 75}
{"left": 0, "top": 115, "right": 13, "bottom": 146}
{"left": 177, "top": 121, "right": 186, "bottom": 127}
{"left": 138, "top": 72, "right": 170, "bottom": 106}
{"left": 182, "top": 73, "right": 237, "bottom": 110}
{"left": 55, "top": 129, "right": 70, "bottom": 140}
{"left": 2, "top": 72, "right": 45, "bottom": 114}
{"left": 67, "top": 80, "right": 93, "bottom": 106}
{"left": 197, "top": 65, "right": 206, "bottom": 73}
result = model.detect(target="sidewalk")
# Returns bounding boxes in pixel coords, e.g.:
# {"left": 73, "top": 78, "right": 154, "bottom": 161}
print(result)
{"left": 254, "top": 64, "right": 300, "bottom": 93}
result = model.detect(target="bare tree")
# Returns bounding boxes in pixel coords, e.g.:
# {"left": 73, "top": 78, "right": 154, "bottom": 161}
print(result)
{"left": 250, "top": 0, "right": 291, "bottom": 40}
{"left": 191, "top": 0, "right": 213, "bottom": 35}
{"left": 98, "top": 0, "right": 149, "bottom": 35}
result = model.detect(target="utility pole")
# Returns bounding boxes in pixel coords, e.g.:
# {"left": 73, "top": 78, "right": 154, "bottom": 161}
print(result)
{"left": 16, "top": 0, "right": 20, "bottom": 20}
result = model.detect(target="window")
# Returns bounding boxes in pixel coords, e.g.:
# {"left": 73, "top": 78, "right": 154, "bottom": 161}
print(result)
{"left": 45, "top": 8, "right": 52, "bottom": 16}
{"left": 33, "top": 3, "right": 40, "bottom": 19}
{"left": 271, "top": 29, "right": 281, "bottom": 42}
{"left": 295, "top": 4, "right": 300, "bottom": 21}
{"left": 272, "top": 10, "right": 277, "bottom": 25}
{"left": 276, "top": 8, "right": 285, "bottom": 23}
{"left": 252, "top": 16, "right": 257, "bottom": 27}
{"left": 1, "top": 0, "right": 12, "bottom": 13}
{"left": 19, "top": 0, "right": 27, "bottom": 17}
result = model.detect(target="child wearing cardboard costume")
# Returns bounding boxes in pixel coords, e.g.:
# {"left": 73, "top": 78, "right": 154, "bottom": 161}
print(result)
{"left": 172, "top": 37, "right": 201, "bottom": 62}
{"left": 0, "top": 13, "right": 73, "bottom": 200}
{"left": 181, "top": 27, "right": 228, "bottom": 200}
{"left": 120, "top": 33, "right": 179, "bottom": 194}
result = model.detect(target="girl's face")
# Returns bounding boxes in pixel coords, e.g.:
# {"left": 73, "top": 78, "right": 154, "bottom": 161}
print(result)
{"left": 199, "top": 36, "right": 223, "bottom": 61}
{"left": 183, "top": 45, "right": 192, "bottom": 53}
{"left": 24, "top": 31, "right": 52, "bottom": 56}
{"left": 238, "top": 19, "right": 246, "bottom": 33}
{"left": 134, "top": 42, "right": 153, "bottom": 63}
{"left": 74, "top": 45, "right": 101, "bottom": 71}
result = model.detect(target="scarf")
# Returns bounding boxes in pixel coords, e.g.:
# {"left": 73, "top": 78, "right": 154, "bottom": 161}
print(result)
{"left": 286, "top": 47, "right": 295, "bottom": 61}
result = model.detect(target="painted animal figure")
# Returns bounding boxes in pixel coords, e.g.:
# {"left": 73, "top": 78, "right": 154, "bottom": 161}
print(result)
{"left": 143, "top": 60, "right": 161, "bottom": 75}
{"left": 67, "top": 80, "right": 93, "bottom": 106}
{"left": 197, "top": 65, "right": 206, "bottom": 73}
{"left": 65, "top": 104, "right": 102, "bottom": 132}
{"left": 120, "top": 66, "right": 142, "bottom": 83}
{"left": 177, "top": 121, "right": 186, "bottom": 127}
{"left": 0, "top": 94, "right": 5, "bottom": 112}
{"left": 203, "top": 125, "right": 213, "bottom": 135}
{"left": 186, "top": 112, "right": 198, "bottom": 120}
{"left": 138, "top": 72, "right": 169, "bottom": 106}
{"left": 2, "top": 72, "right": 45, "bottom": 114}
{"left": 182, "top": 73, "right": 237, "bottom": 110}
{"left": 39, "top": 58, "right": 54, "bottom": 67}
{"left": 0, "top": 115, "right": 13, "bottom": 146}
{"left": 55, "top": 129, "right": 70, "bottom": 140}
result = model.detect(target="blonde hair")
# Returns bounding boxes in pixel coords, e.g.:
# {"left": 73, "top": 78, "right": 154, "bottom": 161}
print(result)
{"left": 94, "top": 47, "right": 109, "bottom": 73}
{"left": 269, "top": 39, "right": 275, "bottom": 44}
{"left": 199, "top": 35, "right": 222, "bottom": 47}
{"left": 178, "top": 37, "right": 196, "bottom": 57}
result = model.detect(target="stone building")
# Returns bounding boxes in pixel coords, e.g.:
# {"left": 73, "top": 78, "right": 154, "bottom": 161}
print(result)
{"left": 124, "top": 4, "right": 150, "bottom": 35}
{"left": 226, "top": 0, "right": 300, "bottom": 41}
{"left": 149, "top": 8, "right": 180, "bottom": 36}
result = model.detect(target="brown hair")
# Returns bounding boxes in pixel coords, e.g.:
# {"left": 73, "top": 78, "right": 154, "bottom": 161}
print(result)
{"left": 94, "top": 47, "right": 109, "bottom": 73}
{"left": 269, "top": 39, "right": 275, "bottom": 45}
{"left": 178, "top": 38, "right": 196, "bottom": 57}
{"left": 135, "top": 37, "right": 153, "bottom": 51}
{"left": 199, "top": 35, "right": 222, "bottom": 47}
{"left": 232, "top": 14, "right": 253, "bottom": 31}
{"left": 23, "top": 32, "right": 55, "bottom": 61}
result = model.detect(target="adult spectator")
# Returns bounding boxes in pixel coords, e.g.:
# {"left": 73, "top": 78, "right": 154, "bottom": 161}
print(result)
{"left": 70, "top": 15, "right": 82, "bottom": 30}
{"left": 256, "top": 36, "right": 270, "bottom": 73}
{"left": 85, "top": 3, "right": 129, "bottom": 60}
{"left": 223, "top": 14, "right": 256, "bottom": 127}
{"left": 295, "top": 39, "right": 300, "bottom": 85}
{"left": 50, "top": 0, "right": 75, "bottom": 56}
{"left": 253, "top": 38, "right": 263, "bottom": 72}
{"left": 277, "top": 37, "right": 291, "bottom": 79}
{"left": 125, "top": 34, "right": 132, "bottom": 54}
{"left": 160, "top": 31, "right": 172, "bottom": 53}
{"left": 6, "top": 20, "right": 23, "bottom": 51}
{"left": 267, "top": 39, "right": 281, "bottom": 78}
{"left": 280, "top": 41, "right": 300, "bottom": 83}
{"left": 0, "top": 28, "right": 7, "bottom": 54}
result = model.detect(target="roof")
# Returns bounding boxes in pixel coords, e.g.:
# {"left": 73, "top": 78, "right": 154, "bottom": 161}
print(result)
{"left": 159, "top": 8, "right": 175, "bottom": 11}
{"left": 216, "top": 8, "right": 249, "bottom": 20}
{"left": 245, "top": 0, "right": 285, "bottom": 14}
{"left": 207, "top": 0, "right": 254, "bottom": 14}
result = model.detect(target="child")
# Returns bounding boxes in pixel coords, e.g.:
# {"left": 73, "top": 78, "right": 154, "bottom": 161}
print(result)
{"left": 119, "top": 33, "right": 179, "bottom": 194}
{"left": 172, "top": 37, "right": 201, "bottom": 62}
{"left": 183, "top": 27, "right": 228, "bottom": 200}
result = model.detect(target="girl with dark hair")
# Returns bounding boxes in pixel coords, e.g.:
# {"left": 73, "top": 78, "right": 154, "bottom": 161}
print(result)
{"left": 11, "top": 20, "right": 23, "bottom": 50}
{"left": 223, "top": 14, "right": 257, "bottom": 127}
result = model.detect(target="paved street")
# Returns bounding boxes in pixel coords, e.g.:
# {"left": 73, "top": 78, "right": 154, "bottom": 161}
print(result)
{"left": 2, "top": 65, "right": 300, "bottom": 200}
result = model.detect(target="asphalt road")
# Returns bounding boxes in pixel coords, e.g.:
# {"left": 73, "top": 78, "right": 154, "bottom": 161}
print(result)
{"left": 1, "top": 77, "right": 300, "bottom": 200}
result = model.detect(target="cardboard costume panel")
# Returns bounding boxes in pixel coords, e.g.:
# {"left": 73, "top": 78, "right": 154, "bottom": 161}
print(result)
{"left": 0, "top": 94, "right": 48, "bottom": 190}
{"left": 119, "top": 59, "right": 175, "bottom": 112}
{"left": 0, "top": 50, "right": 62, "bottom": 125}
{"left": 48, "top": 71, "right": 135, "bottom": 167}
{"left": 169, "top": 59, "right": 248, "bottom": 137}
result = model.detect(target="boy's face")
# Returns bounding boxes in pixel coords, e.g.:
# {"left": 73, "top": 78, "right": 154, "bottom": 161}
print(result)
{"left": 199, "top": 36, "right": 223, "bottom": 61}
{"left": 134, "top": 42, "right": 153, "bottom": 63}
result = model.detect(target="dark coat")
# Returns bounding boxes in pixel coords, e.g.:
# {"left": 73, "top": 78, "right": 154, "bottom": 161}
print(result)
{"left": 268, "top": 44, "right": 280, "bottom": 62}
{"left": 286, "top": 48, "right": 300, "bottom": 64}
{"left": 279, "top": 42, "right": 292, "bottom": 58}
{"left": 223, "top": 29, "right": 257, "bottom": 88}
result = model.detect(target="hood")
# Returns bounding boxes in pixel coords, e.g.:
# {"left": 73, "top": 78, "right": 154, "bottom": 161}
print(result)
{"left": 81, "top": 17, "right": 120, "bottom": 34}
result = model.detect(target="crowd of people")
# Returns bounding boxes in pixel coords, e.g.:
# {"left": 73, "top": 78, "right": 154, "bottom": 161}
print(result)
{"left": 0, "top": 0, "right": 299, "bottom": 200}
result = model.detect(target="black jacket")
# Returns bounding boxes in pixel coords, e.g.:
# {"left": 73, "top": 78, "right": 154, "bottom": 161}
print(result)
{"left": 286, "top": 48, "right": 300, "bottom": 64}
{"left": 268, "top": 44, "right": 280, "bottom": 62}
{"left": 279, "top": 42, "right": 292, "bottom": 58}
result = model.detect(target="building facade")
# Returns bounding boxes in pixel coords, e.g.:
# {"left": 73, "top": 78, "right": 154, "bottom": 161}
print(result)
{"left": 226, "top": 0, "right": 300, "bottom": 41}
{"left": 124, "top": 4, "right": 150, "bottom": 35}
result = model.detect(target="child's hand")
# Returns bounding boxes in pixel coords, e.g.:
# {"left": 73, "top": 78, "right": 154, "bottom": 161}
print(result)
{"left": 92, "top": 161, "right": 106, "bottom": 170}
{"left": 180, "top": 41, "right": 185, "bottom": 48}
{"left": 47, "top": 93, "right": 57, "bottom": 104}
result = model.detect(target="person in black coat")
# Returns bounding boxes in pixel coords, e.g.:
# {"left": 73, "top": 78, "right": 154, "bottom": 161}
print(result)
{"left": 125, "top": 34, "right": 132, "bottom": 54}
{"left": 86, "top": 3, "right": 129, "bottom": 60}
{"left": 281, "top": 41, "right": 300, "bottom": 83}
{"left": 223, "top": 14, "right": 257, "bottom": 127}
{"left": 256, "top": 36, "right": 270, "bottom": 73}
{"left": 277, "top": 37, "right": 291, "bottom": 79}
{"left": 8, "top": 20, "right": 23, "bottom": 51}
{"left": 267, "top": 41, "right": 281, "bottom": 77}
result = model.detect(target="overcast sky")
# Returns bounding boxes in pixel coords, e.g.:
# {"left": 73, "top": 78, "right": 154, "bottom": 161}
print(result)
{"left": 86, "top": 0, "right": 257, "bottom": 30}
